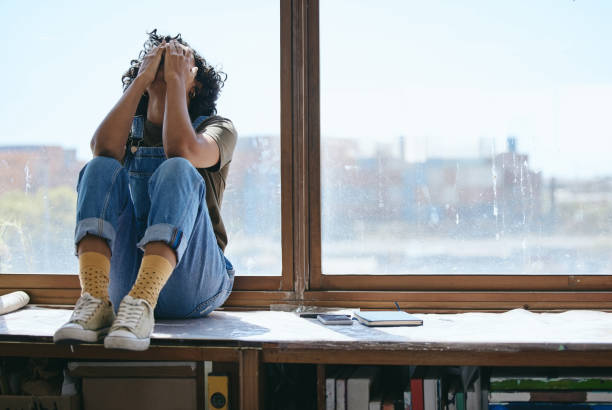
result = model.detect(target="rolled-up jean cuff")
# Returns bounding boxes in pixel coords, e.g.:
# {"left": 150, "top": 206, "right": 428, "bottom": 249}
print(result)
{"left": 137, "top": 223, "right": 186, "bottom": 261}
{"left": 74, "top": 217, "right": 117, "bottom": 256}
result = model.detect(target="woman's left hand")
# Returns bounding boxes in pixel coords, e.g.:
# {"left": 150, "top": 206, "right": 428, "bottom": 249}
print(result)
{"left": 163, "top": 40, "right": 198, "bottom": 89}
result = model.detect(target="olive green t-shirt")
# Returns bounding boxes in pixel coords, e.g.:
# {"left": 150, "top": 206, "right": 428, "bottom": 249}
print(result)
{"left": 139, "top": 116, "right": 237, "bottom": 251}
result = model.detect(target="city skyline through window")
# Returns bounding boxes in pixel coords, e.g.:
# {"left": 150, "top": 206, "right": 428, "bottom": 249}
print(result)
{"left": 320, "top": 0, "right": 612, "bottom": 275}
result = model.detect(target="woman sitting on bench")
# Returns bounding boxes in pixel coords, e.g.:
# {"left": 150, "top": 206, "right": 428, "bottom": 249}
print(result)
{"left": 54, "top": 30, "right": 237, "bottom": 351}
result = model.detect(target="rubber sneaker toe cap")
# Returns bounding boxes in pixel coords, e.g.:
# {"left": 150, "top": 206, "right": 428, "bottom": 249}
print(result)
{"left": 53, "top": 323, "right": 103, "bottom": 343}
{"left": 107, "top": 329, "right": 137, "bottom": 339}
{"left": 104, "top": 329, "right": 151, "bottom": 351}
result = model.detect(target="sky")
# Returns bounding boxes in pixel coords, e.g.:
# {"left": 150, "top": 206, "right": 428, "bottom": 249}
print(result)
{"left": 0, "top": 0, "right": 280, "bottom": 157}
{"left": 1, "top": 0, "right": 611, "bottom": 179}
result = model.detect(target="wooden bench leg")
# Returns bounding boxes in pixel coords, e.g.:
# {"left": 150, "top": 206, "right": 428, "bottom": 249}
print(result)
{"left": 239, "top": 348, "right": 263, "bottom": 410}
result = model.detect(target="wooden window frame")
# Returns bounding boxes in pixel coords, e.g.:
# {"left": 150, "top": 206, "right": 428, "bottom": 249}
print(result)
{"left": 303, "top": 0, "right": 612, "bottom": 311}
{"left": 1, "top": 0, "right": 611, "bottom": 311}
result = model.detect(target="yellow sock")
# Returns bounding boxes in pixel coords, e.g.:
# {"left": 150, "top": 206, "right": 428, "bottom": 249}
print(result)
{"left": 78, "top": 252, "right": 111, "bottom": 301}
{"left": 128, "top": 255, "right": 174, "bottom": 308}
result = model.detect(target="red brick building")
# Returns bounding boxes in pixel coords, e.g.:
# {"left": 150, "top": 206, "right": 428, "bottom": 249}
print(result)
{"left": 0, "top": 146, "right": 85, "bottom": 193}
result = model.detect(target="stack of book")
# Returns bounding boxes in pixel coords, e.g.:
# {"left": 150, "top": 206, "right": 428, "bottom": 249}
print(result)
{"left": 487, "top": 368, "right": 612, "bottom": 410}
{"left": 324, "top": 366, "right": 612, "bottom": 410}
{"left": 325, "top": 365, "right": 465, "bottom": 410}
{"left": 325, "top": 366, "right": 411, "bottom": 409}
{"left": 410, "top": 366, "right": 454, "bottom": 410}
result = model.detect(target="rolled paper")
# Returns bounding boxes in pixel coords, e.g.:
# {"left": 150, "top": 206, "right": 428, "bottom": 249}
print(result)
{"left": 0, "top": 291, "right": 30, "bottom": 315}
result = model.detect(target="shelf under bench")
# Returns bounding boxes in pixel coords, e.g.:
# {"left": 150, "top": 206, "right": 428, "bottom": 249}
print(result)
{"left": 1, "top": 306, "right": 611, "bottom": 409}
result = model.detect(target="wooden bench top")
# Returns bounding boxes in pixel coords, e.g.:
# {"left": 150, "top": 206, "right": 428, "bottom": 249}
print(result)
{"left": 1, "top": 306, "right": 611, "bottom": 348}
{"left": 1, "top": 307, "right": 611, "bottom": 366}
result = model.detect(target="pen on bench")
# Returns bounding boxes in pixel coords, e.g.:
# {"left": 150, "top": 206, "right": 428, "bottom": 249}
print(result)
{"left": 394, "top": 301, "right": 401, "bottom": 311}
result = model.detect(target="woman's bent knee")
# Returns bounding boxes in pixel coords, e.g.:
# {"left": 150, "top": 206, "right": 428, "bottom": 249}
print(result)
{"left": 156, "top": 157, "right": 196, "bottom": 175}
{"left": 150, "top": 157, "right": 203, "bottom": 190}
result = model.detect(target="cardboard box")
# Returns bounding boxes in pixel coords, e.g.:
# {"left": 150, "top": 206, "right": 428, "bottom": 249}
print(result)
{"left": 67, "top": 362, "right": 203, "bottom": 410}
{"left": 82, "top": 378, "right": 196, "bottom": 410}
{"left": 0, "top": 394, "right": 80, "bottom": 410}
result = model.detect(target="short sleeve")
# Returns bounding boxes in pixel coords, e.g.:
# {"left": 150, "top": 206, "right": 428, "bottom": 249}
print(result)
{"left": 199, "top": 117, "right": 237, "bottom": 171}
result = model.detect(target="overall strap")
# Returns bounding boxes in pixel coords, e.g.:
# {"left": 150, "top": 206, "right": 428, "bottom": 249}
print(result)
{"left": 192, "top": 115, "right": 209, "bottom": 131}
{"left": 130, "top": 115, "right": 145, "bottom": 140}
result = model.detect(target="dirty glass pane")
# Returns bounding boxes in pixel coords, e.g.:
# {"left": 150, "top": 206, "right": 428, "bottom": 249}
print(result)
{"left": 0, "top": 0, "right": 280, "bottom": 275}
{"left": 321, "top": 0, "right": 612, "bottom": 274}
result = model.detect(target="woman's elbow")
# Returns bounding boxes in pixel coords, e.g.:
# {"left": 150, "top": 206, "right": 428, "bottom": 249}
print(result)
{"left": 91, "top": 138, "right": 123, "bottom": 162}
{"left": 92, "top": 143, "right": 124, "bottom": 162}
{"left": 164, "top": 142, "right": 190, "bottom": 159}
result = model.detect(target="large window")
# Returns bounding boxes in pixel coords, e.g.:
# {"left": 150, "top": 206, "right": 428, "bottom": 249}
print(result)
{"left": 1, "top": 0, "right": 610, "bottom": 309}
{"left": 320, "top": 0, "right": 612, "bottom": 275}
{"left": 0, "top": 0, "right": 281, "bottom": 276}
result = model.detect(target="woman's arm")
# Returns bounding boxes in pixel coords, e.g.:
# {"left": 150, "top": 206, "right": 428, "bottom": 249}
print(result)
{"left": 90, "top": 42, "right": 165, "bottom": 161}
{"left": 89, "top": 77, "right": 147, "bottom": 161}
{"left": 162, "top": 40, "right": 220, "bottom": 168}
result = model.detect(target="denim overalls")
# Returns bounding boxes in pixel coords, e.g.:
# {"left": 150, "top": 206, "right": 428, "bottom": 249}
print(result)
{"left": 74, "top": 115, "right": 235, "bottom": 319}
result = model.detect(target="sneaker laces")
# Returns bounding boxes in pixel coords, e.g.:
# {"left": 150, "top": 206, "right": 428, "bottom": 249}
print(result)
{"left": 70, "top": 293, "right": 101, "bottom": 323}
{"left": 113, "top": 299, "right": 146, "bottom": 331}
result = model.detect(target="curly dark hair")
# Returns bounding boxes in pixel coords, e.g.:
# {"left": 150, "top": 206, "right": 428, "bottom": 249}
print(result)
{"left": 122, "top": 29, "right": 226, "bottom": 119}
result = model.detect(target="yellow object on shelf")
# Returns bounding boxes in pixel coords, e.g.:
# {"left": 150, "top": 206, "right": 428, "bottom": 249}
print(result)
{"left": 208, "top": 374, "right": 229, "bottom": 410}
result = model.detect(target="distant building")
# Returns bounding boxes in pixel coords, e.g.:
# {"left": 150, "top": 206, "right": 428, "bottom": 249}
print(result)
{"left": 493, "top": 137, "right": 542, "bottom": 233}
{"left": 0, "top": 146, "right": 86, "bottom": 193}
{"left": 321, "top": 135, "right": 544, "bottom": 237}
{"left": 412, "top": 137, "right": 542, "bottom": 234}
{"left": 223, "top": 136, "right": 281, "bottom": 236}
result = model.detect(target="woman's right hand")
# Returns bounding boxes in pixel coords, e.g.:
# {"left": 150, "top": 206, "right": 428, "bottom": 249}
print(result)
{"left": 135, "top": 40, "right": 166, "bottom": 87}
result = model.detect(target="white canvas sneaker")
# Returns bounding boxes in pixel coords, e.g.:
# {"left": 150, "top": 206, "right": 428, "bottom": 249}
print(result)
{"left": 104, "top": 294, "right": 154, "bottom": 351}
{"left": 53, "top": 292, "right": 115, "bottom": 343}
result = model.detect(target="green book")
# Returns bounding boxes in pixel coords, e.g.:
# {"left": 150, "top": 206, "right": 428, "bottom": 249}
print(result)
{"left": 456, "top": 391, "right": 466, "bottom": 410}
